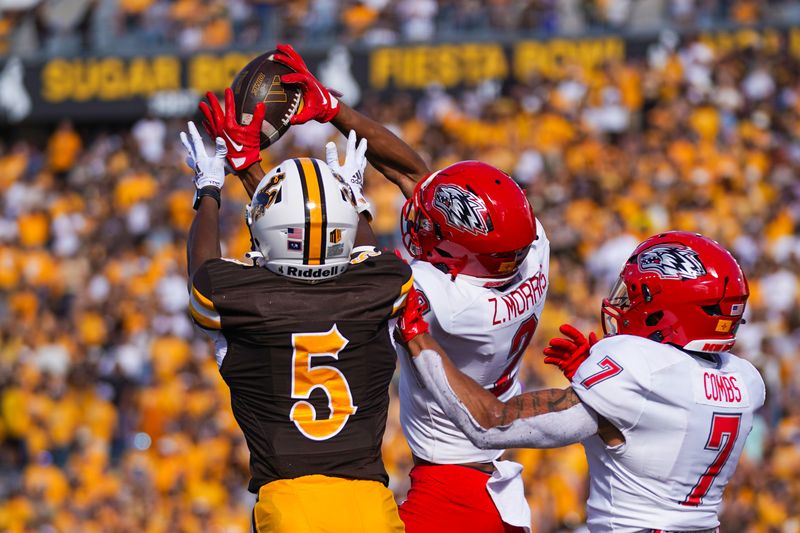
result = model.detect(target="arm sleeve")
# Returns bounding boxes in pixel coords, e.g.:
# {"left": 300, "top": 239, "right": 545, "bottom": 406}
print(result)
{"left": 188, "top": 263, "right": 221, "bottom": 331}
{"left": 414, "top": 349, "right": 599, "bottom": 449}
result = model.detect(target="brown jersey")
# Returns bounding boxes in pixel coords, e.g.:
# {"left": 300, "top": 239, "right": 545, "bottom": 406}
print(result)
{"left": 188, "top": 247, "right": 412, "bottom": 492}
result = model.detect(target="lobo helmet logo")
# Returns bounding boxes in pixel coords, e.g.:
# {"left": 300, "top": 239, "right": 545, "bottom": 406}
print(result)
{"left": 638, "top": 245, "right": 707, "bottom": 279}
{"left": 432, "top": 184, "right": 490, "bottom": 236}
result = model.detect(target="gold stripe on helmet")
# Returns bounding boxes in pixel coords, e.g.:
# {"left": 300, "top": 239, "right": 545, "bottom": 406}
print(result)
{"left": 297, "top": 158, "right": 327, "bottom": 265}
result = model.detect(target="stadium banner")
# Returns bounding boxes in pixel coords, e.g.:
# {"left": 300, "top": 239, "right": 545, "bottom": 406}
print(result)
{"left": 2, "top": 24, "right": 799, "bottom": 124}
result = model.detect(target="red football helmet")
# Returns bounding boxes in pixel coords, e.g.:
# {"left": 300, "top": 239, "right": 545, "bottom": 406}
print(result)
{"left": 401, "top": 161, "right": 536, "bottom": 284}
{"left": 601, "top": 231, "right": 749, "bottom": 353}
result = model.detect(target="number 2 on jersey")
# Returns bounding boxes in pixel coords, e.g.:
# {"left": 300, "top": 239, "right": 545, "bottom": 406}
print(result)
{"left": 682, "top": 413, "right": 742, "bottom": 506}
{"left": 290, "top": 325, "right": 358, "bottom": 441}
{"left": 490, "top": 315, "right": 539, "bottom": 396}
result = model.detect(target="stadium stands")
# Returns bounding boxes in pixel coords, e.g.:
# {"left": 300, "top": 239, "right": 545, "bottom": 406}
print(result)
{"left": 1, "top": 3, "right": 799, "bottom": 531}
{"left": 2, "top": 0, "right": 797, "bottom": 56}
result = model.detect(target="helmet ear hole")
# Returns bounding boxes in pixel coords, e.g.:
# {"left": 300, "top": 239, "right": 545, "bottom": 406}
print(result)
{"left": 645, "top": 311, "right": 663, "bottom": 327}
{"left": 642, "top": 284, "right": 652, "bottom": 302}
{"left": 433, "top": 221, "right": 443, "bottom": 240}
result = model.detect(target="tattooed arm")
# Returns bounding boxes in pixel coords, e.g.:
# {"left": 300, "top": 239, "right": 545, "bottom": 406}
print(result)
{"left": 407, "top": 334, "right": 600, "bottom": 449}
{"left": 496, "top": 388, "right": 583, "bottom": 426}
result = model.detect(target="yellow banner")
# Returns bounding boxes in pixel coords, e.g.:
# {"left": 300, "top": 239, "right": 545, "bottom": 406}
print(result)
{"left": 40, "top": 52, "right": 257, "bottom": 103}
{"left": 369, "top": 38, "right": 625, "bottom": 90}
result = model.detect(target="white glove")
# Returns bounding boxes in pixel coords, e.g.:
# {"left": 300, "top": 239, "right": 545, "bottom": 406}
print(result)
{"left": 326, "top": 129, "right": 373, "bottom": 220}
{"left": 179, "top": 120, "right": 227, "bottom": 190}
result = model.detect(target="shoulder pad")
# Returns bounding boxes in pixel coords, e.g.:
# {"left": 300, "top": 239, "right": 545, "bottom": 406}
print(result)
{"left": 572, "top": 335, "right": 652, "bottom": 431}
{"left": 411, "top": 261, "right": 458, "bottom": 331}
{"left": 349, "top": 246, "right": 382, "bottom": 265}
{"left": 220, "top": 257, "right": 252, "bottom": 266}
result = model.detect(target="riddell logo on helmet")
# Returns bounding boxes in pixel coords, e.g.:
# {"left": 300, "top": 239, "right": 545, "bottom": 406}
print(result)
{"left": 432, "top": 184, "right": 490, "bottom": 236}
{"left": 282, "top": 265, "right": 345, "bottom": 278}
{"left": 637, "top": 246, "right": 707, "bottom": 280}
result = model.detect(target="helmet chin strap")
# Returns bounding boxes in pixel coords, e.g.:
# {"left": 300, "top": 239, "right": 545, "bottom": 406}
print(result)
{"left": 244, "top": 204, "right": 267, "bottom": 267}
{"left": 245, "top": 250, "right": 267, "bottom": 267}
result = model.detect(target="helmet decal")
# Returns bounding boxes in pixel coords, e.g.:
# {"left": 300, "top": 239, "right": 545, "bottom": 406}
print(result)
{"left": 327, "top": 229, "right": 345, "bottom": 257}
{"left": 250, "top": 172, "right": 286, "bottom": 222}
{"left": 248, "top": 158, "right": 359, "bottom": 283}
{"left": 603, "top": 232, "right": 748, "bottom": 353}
{"left": 432, "top": 184, "right": 490, "bottom": 236}
{"left": 286, "top": 227, "right": 304, "bottom": 251}
{"left": 402, "top": 161, "right": 536, "bottom": 280}
{"left": 637, "top": 245, "right": 707, "bottom": 280}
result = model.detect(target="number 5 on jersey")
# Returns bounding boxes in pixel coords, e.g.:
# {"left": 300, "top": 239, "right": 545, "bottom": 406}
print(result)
{"left": 290, "top": 325, "right": 357, "bottom": 441}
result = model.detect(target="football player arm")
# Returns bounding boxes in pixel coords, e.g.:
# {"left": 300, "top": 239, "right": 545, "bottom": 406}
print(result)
{"left": 236, "top": 163, "right": 265, "bottom": 199}
{"left": 180, "top": 121, "right": 226, "bottom": 278}
{"left": 272, "top": 44, "right": 427, "bottom": 198}
{"left": 407, "top": 334, "right": 599, "bottom": 449}
{"left": 354, "top": 213, "right": 377, "bottom": 247}
{"left": 325, "top": 130, "right": 377, "bottom": 246}
{"left": 187, "top": 198, "right": 222, "bottom": 278}
{"left": 332, "top": 104, "right": 429, "bottom": 198}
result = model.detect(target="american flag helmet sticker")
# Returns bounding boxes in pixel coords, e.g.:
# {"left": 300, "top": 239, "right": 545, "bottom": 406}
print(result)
{"left": 287, "top": 227, "right": 304, "bottom": 251}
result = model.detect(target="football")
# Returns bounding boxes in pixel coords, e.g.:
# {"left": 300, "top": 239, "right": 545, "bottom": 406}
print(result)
{"left": 231, "top": 50, "right": 303, "bottom": 149}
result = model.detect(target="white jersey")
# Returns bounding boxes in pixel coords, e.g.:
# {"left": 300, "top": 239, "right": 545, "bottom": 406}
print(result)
{"left": 572, "top": 335, "right": 766, "bottom": 532}
{"left": 398, "top": 219, "right": 550, "bottom": 463}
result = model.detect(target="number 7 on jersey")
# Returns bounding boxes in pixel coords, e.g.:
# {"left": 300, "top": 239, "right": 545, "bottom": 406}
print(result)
{"left": 682, "top": 413, "right": 742, "bottom": 506}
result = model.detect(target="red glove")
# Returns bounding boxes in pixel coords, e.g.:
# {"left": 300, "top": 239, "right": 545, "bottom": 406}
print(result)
{"left": 199, "top": 87, "right": 265, "bottom": 172}
{"left": 543, "top": 324, "right": 599, "bottom": 381}
{"left": 397, "top": 287, "right": 430, "bottom": 344}
{"left": 273, "top": 43, "right": 340, "bottom": 124}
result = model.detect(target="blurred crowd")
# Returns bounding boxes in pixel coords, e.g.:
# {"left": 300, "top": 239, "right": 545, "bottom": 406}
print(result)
{"left": 2, "top": 24, "right": 800, "bottom": 533}
{"left": 3, "top": 0, "right": 800, "bottom": 57}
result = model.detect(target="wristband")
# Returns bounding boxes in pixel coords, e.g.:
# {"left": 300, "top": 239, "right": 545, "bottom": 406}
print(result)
{"left": 355, "top": 197, "right": 375, "bottom": 222}
{"left": 193, "top": 186, "right": 221, "bottom": 210}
